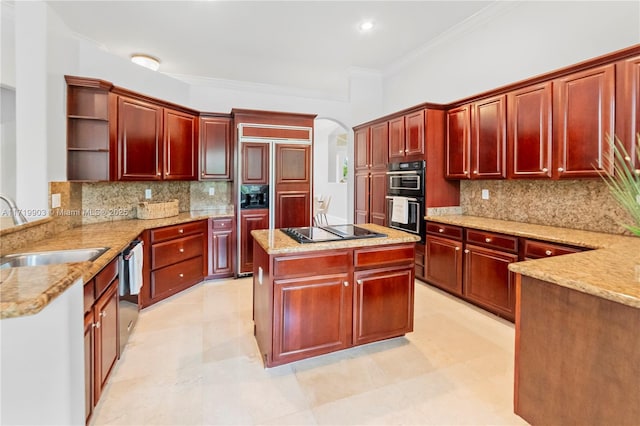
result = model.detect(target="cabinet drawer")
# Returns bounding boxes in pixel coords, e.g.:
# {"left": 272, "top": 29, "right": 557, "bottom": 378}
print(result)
{"left": 426, "top": 222, "right": 463, "bottom": 240}
{"left": 150, "top": 221, "right": 204, "bottom": 243}
{"left": 212, "top": 217, "right": 233, "bottom": 230}
{"left": 151, "top": 234, "right": 203, "bottom": 270}
{"left": 354, "top": 244, "right": 414, "bottom": 268}
{"left": 95, "top": 258, "right": 118, "bottom": 297}
{"left": 83, "top": 280, "right": 95, "bottom": 314}
{"left": 523, "top": 239, "right": 583, "bottom": 259}
{"left": 273, "top": 251, "right": 351, "bottom": 278}
{"left": 150, "top": 256, "right": 203, "bottom": 299}
{"left": 466, "top": 229, "right": 518, "bottom": 253}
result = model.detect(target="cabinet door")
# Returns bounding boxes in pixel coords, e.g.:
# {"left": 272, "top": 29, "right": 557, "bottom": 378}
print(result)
{"left": 200, "top": 117, "right": 232, "bottom": 180}
{"left": 414, "top": 242, "right": 426, "bottom": 281}
{"left": 241, "top": 142, "right": 269, "bottom": 184}
{"left": 353, "top": 266, "right": 414, "bottom": 346}
{"left": 616, "top": 55, "right": 640, "bottom": 171}
{"left": 164, "top": 109, "right": 197, "bottom": 180}
{"left": 93, "top": 280, "right": 119, "bottom": 403}
{"left": 354, "top": 172, "right": 370, "bottom": 224}
{"left": 272, "top": 273, "right": 352, "bottom": 364}
{"left": 472, "top": 94, "right": 506, "bottom": 178}
{"left": 405, "top": 109, "right": 425, "bottom": 157}
{"left": 117, "top": 96, "right": 163, "bottom": 180}
{"left": 463, "top": 244, "right": 517, "bottom": 321}
{"left": 84, "top": 311, "right": 94, "bottom": 423}
{"left": 209, "top": 218, "right": 234, "bottom": 278}
{"left": 275, "top": 144, "right": 311, "bottom": 228}
{"left": 239, "top": 209, "right": 270, "bottom": 274}
{"left": 388, "top": 116, "right": 406, "bottom": 160}
{"left": 370, "top": 122, "right": 389, "bottom": 170}
{"left": 370, "top": 171, "right": 386, "bottom": 226}
{"left": 554, "top": 64, "right": 615, "bottom": 178}
{"left": 425, "top": 235, "right": 463, "bottom": 296}
{"left": 507, "top": 83, "right": 553, "bottom": 178}
{"left": 354, "top": 127, "right": 370, "bottom": 171}
{"left": 446, "top": 105, "right": 471, "bottom": 178}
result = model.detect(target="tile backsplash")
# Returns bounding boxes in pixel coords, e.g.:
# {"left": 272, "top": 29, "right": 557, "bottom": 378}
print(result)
{"left": 460, "top": 179, "right": 635, "bottom": 235}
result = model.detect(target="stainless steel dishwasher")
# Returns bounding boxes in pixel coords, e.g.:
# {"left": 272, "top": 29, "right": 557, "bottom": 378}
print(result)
{"left": 119, "top": 240, "right": 142, "bottom": 353}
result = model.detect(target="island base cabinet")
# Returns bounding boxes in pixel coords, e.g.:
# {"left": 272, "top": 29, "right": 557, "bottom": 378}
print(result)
{"left": 272, "top": 273, "right": 352, "bottom": 365}
{"left": 253, "top": 240, "right": 416, "bottom": 367}
{"left": 353, "top": 266, "right": 414, "bottom": 346}
{"left": 515, "top": 276, "right": 640, "bottom": 425}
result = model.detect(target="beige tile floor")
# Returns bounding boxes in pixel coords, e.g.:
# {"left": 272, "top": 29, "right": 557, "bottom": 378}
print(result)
{"left": 91, "top": 278, "right": 529, "bottom": 425}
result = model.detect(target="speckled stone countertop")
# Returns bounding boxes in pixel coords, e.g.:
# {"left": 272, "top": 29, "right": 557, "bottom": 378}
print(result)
{"left": 0, "top": 209, "right": 233, "bottom": 319}
{"left": 252, "top": 224, "right": 420, "bottom": 255}
{"left": 425, "top": 215, "right": 640, "bottom": 309}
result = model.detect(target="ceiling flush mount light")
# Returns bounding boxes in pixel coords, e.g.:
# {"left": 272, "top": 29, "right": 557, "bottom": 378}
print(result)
{"left": 358, "top": 20, "right": 374, "bottom": 32}
{"left": 131, "top": 54, "right": 160, "bottom": 71}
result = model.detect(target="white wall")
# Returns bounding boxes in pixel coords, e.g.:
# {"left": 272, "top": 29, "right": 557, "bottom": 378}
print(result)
{"left": 383, "top": 1, "right": 640, "bottom": 111}
{"left": 1, "top": 87, "right": 16, "bottom": 200}
{"left": 313, "top": 120, "right": 349, "bottom": 224}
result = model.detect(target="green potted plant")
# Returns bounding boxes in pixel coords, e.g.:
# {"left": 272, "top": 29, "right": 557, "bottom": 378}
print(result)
{"left": 601, "top": 134, "right": 640, "bottom": 236}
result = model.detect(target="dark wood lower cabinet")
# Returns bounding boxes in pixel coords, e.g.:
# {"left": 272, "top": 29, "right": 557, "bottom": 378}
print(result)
{"left": 208, "top": 217, "right": 234, "bottom": 278}
{"left": 463, "top": 244, "right": 517, "bottom": 321}
{"left": 424, "top": 235, "right": 463, "bottom": 296}
{"left": 83, "top": 311, "right": 94, "bottom": 424}
{"left": 239, "top": 209, "right": 269, "bottom": 274}
{"left": 254, "top": 240, "right": 415, "bottom": 367}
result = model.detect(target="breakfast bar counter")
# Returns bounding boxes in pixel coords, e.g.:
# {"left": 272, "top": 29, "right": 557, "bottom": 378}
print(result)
{"left": 251, "top": 224, "right": 419, "bottom": 367}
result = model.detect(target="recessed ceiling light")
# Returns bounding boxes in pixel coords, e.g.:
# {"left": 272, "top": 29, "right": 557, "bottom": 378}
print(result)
{"left": 131, "top": 54, "right": 160, "bottom": 71}
{"left": 359, "top": 20, "right": 374, "bottom": 32}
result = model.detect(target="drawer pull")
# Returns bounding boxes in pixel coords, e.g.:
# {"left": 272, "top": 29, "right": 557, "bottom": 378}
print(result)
{"left": 179, "top": 248, "right": 185, "bottom": 253}
{"left": 485, "top": 237, "right": 492, "bottom": 243}
{"left": 558, "top": 167, "right": 564, "bottom": 172}
{"left": 357, "top": 279, "right": 363, "bottom": 285}
{"left": 542, "top": 167, "right": 548, "bottom": 172}
{"left": 464, "top": 249, "right": 469, "bottom": 254}
{"left": 438, "top": 228, "right": 444, "bottom": 233}
{"left": 100, "top": 311, "right": 106, "bottom": 318}
{"left": 545, "top": 250, "right": 553, "bottom": 256}
{"left": 95, "top": 321, "right": 101, "bottom": 329}
{"left": 91, "top": 323, "right": 97, "bottom": 329}
{"left": 179, "top": 273, "right": 184, "bottom": 278}
{"left": 343, "top": 281, "right": 349, "bottom": 287}
{"left": 455, "top": 247, "right": 460, "bottom": 251}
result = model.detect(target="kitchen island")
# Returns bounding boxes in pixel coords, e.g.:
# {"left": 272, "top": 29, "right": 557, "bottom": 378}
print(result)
{"left": 251, "top": 224, "right": 419, "bottom": 367}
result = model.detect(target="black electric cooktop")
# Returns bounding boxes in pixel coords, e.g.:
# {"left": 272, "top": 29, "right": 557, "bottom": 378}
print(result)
{"left": 282, "top": 225, "right": 387, "bottom": 244}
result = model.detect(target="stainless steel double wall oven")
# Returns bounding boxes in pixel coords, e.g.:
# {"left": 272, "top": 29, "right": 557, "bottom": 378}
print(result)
{"left": 386, "top": 160, "right": 425, "bottom": 241}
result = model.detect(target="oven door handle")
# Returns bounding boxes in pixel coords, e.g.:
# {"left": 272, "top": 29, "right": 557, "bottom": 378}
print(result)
{"left": 385, "top": 196, "right": 419, "bottom": 202}
{"left": 386, "top": 170, "right": 420, "bottom": 175}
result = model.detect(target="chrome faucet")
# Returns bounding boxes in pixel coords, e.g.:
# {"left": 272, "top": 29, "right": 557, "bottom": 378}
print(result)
{"left": 0, "top": 194, "right": 28, "bottom": 226}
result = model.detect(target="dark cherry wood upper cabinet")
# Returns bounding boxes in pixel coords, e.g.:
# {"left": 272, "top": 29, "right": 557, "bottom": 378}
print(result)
{"left": 388, "top": 116, "right": 406, "bottom": 161}
{"left": 163, "top": 108, "right": 198, "bottom": 180}
{"left": 354, "top": 127, "right": 370, "bottom": 171}
{"left": 446, "top": 105, "right": 471, "bottom": 179}
{"left": 507, "top": 82, "right": 553, "bottom": 179}
{"left": 200, "top": 116, "right": 232, "bottom": 180}
{"left": 471, "top": 94, "right": 506, "bottom": 179}
{"left": 616, "top": 54, "right": 640, "bottom": 172}
{"left": 553, "top": 64, "right": 615, "bottom": 178}
{"left": 275, "top": 144, "right": 310, "bottom": 185}
{"left": 370, "top": 121, "right": 389, "bottom": 170}
{"left": 241, "top": 142, "right": 269, "bottom": 184}
{"left": 405, "top": 109, "right": 426, "bottom": 158}
{"left": 117, "top": 96, "right": 163, "bottom": 180}
{"left": 370, "top": 172, "right": 386, "bottom": 226}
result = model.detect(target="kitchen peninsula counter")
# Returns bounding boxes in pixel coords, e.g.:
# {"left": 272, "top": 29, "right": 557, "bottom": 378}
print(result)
{"left": 251, "top": 224, "right": 419, "bottom": 367}
{"left": 425, "top": 215, "right": 640, "bottom": 425}
{"left": 0, "top": 209, "right": 233, "bottom": 319}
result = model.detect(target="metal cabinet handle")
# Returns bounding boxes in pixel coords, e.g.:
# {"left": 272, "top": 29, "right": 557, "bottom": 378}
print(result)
{"left": 101, "top": 311, "right": 107, "bottom": 318}
{"left": 545, "top": 250, "right": 553, "bottom": 256}
{"left": 455, "top": 247, "right": 460, "bottom": 251}
{"left": 157, "top": 172, "right": 161, "bottom": 176}
{"left": 343, "top": 281, "right": 349, "bottom": 287}
{"left": 179, "top": 273, "right": 184, "bottom": 278}
{"left": 357, "top": 279, "right": 363, "bottom": 285}
{"left": 464, "top": 249, "right": 470, "bottom": 254}
{"left": 404, "top": 149, "right": 408, "bottom": 153}
{"left": 635, "top": 169, "right": 640, "bottom": 176}
{"left": 625, "top": 156, "right": 632, "bottom": 162}
{"left": 178, "top": 229, "right": 184, "bottom": 234}
{"left": 91, "top": 323, "right": 97, "bottom": 329}
{"left": 542, "top": 167, "right": 548, "bottom": 172}
{"left": 558, "top": 167, "right": 564, "bottom": 172}
{"left": 473, "top": 170, "right": 478, "bottom": 175}
{"left": 463, "top": 170, "right": 468, "bottom": 175}
{"left": 485, "top": 237, "right": 492, "bottom": 243}
{"left": 179, "top": 248, "right": 184, "bottom": 253}
{"left": 438, "top": 228, "right": 444, "bottom": 233}
{"left": 201, "top": 172, "right": 205, "bottom": 177}
{"left": 95, "top": 321, "right": 101, "bottom": 329}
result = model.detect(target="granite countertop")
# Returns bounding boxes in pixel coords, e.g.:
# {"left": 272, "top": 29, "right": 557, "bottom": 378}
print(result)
{"left": 425, "top": 215, "right": 640, "bottom": 309}
{"left": 0, "top": 209, "right": 234, "bottom": 319}
{"left": 252, "top": 223, "right": 420, "bottom": 255}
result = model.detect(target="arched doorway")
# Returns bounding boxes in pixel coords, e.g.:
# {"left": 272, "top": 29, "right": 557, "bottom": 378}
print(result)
{"left": 313, "top": 118, "right": 350, "bottom": 224}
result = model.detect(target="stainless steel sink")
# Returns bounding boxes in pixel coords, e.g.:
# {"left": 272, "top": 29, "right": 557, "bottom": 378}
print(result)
{"left": 0, "top": 247, "right": 110, "bottom": 269}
